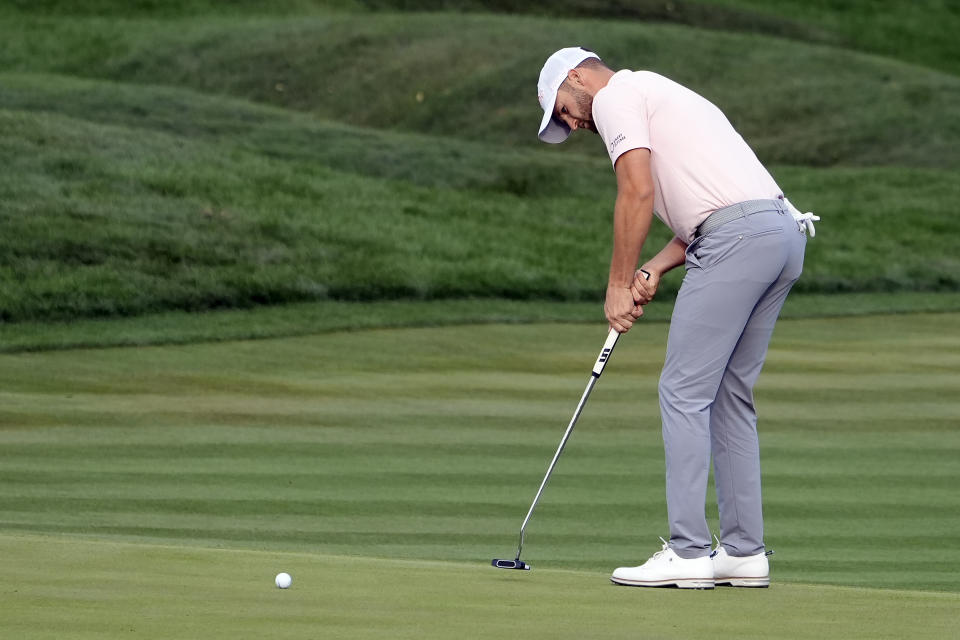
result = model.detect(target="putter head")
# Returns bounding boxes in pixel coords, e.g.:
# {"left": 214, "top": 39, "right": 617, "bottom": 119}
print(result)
{"left": 491, "top": 558, "right": 531, "bottom": 570}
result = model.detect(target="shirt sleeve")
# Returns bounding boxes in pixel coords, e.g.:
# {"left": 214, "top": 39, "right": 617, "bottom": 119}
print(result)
{"left": 593, "top": 82, "right": 651, "bottom": 166}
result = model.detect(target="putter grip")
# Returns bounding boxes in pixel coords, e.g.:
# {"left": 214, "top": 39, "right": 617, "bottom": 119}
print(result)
{"left": 591, "top": 270, "right": 650, "bottom": 378}
{"left": 591, "top": 328, "right": 620, "bottom": 377}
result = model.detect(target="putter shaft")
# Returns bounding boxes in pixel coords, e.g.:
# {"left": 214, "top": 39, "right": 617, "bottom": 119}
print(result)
{"left": 513, "top": 327, "right": 621, "bottom": 563}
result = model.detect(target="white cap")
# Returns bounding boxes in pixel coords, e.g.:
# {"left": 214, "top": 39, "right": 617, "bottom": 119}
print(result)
{"left": 537, "top": 47, "right": 600, "bottom": 143}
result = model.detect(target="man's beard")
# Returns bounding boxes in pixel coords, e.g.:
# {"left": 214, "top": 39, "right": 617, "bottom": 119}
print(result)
{"left": 569, "top": 85, "right": 597, "bottom": 133}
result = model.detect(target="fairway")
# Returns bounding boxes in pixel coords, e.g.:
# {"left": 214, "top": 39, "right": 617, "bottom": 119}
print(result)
{"left": 1, "top": 313, "right": 958, "bottom": 638}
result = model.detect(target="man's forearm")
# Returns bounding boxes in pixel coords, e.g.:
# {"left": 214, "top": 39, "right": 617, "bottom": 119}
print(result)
{"left": 608, "top": 191, "right": 655, "bottom": 288}
{"left": 642, "top": 236, "right": 688, "bottom": 276}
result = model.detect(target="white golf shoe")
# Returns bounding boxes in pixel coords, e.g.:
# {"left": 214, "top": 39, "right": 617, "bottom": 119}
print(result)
{"left": 711, "top": 541, "right": 770, "bottom": 588}
{"left": 611, "top": 538, "right": 714, "bottom": 589}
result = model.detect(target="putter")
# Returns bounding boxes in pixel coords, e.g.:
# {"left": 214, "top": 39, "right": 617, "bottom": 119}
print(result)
{"left": 492, "top": 272, "right": 648, "bottom": 571}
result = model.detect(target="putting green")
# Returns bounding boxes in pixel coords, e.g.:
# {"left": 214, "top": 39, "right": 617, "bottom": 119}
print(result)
{"left": 0, "top": 314, "right": 958, "bottom": 637}
{"left": 2, "top": 534, "right": 956, "bottom": 640}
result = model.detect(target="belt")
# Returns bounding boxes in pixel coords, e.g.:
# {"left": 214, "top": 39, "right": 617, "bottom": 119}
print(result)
{"left": 695, "top": 199, "right": 786, "bottom": 238}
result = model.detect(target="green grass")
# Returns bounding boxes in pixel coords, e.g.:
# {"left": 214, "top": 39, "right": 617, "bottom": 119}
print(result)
{"left": 1, "top": 72, "right": 958, "bottom": 322}
{"left": 1, "top": 4, "right": 957, "bottom": 635}
{"left": 0, "top": 8, "right": 958, "bottom": 324}
{"left": 0, "top": 314, "right": 958, "bottom": 637}
{"left": 3, "top": 12, "right": 958, "bottom": 165}
{"left": 698, "top": 0, "right": 960, "bottom": 76}
{"left": 1, "top": 292, "right": 959, "bottom": 354}
{"left": 3, "top": 536, "right": 958, "bottom": 640}
{"left": 5, "top": 0, "right": 958, "bottom": 77}
{"left": 1, "top": 314, "right": 958, "bottom": 593}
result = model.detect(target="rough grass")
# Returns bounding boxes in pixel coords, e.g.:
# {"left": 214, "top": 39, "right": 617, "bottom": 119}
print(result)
{"left": 0, "top": 82, "right": 626, "bottom": 321}
{"left": 2, "top": 13, "right": 958, "bottom": 166}
{"left": 5, "top": 0, "right": 958, "bottom": 77}
{"left": 1, "top": 292, "right": 958, "bottom": 355}
{"left": 1, "top": 6, "right": 957, "bottom": 326}
{"left": 1, "top": 73, "right": 958, "bottom": 322}
{"left": 698, "top": 0, "right": 960, "bottom": 76}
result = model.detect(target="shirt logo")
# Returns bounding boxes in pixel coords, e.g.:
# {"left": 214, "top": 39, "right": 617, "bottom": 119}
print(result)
{"left": 609, "top": 133, "right": 626, "bottom": 153}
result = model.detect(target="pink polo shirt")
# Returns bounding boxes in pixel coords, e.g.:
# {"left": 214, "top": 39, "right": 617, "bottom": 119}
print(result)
{"left": 592, "top": 70, "right": 782, "bottom": 243}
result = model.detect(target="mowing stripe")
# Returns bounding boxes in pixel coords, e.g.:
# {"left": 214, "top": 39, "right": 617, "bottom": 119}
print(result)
{"left": 0, "top": 315, "right": 957, "bottom": 596}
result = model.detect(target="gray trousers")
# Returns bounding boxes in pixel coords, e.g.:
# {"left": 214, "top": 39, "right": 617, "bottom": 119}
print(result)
{"left": 659, "top": 200, "right": 806, "bottom": 559}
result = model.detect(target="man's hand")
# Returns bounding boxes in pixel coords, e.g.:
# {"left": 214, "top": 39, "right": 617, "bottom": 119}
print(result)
{"left": 605, "top": 284, "right": 643, "bottom": 333}
{"left": 631, "top": 268, "right": 658, "bottom": 305}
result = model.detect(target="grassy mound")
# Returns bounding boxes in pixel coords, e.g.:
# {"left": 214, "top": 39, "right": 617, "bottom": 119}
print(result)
{"left": 1, "top": 6, "right": 957, "bottom": 324}
{"left": 2, "top": 74, "right": 958, "bottom": 322}
{"left": 1, "top": 71, "right": 958, "bottom": 321}
{"left": 4, "top": 0, "right": 958, "bottom": 77}
{"left": 3, "top": 13, "right": 958, "bottom": 167}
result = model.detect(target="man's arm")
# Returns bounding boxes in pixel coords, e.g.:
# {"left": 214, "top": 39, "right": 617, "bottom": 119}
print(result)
{"left": 632, "top": 236, "right": 687, "bottom": 305}
{"left": 605, "top": 148, "right": 655, "bottom": 333}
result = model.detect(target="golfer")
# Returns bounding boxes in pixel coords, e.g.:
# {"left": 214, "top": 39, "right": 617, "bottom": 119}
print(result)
{"left": 536, "top": 47, "right": 816, "bottom": 588}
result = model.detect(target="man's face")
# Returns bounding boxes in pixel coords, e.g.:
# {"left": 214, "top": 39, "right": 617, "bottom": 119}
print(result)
{"left": 553, "top": 82, "right": 597, "bottom": 135}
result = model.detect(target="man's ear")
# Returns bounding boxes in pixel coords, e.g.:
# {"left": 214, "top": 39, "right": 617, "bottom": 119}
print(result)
{"left": 567, "top": 68, "right": 584, "bottom": 86}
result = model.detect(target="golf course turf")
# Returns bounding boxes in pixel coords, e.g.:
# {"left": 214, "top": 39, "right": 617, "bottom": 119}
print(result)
{"left": 2, "top": 2, "right": 958, "bottom": 637}
{"left": 1, "top": 313, "right": 958, "bottom": 638}
{"left": 3, "top": 536, "right": 957, "bottom": 639}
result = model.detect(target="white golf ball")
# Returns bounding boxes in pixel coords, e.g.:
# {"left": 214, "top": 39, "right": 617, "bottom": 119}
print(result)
{"left": 275, "top": 572, "right": 292, "bottom": 589}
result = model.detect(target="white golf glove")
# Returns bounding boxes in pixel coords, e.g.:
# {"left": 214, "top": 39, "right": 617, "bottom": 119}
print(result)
{"left": 783, "top": 197, "right": 820, "bottom": 237}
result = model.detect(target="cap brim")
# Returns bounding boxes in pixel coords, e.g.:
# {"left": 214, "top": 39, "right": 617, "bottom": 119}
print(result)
{"left": 538, "top": 104, "right": 571, "bottom": 143}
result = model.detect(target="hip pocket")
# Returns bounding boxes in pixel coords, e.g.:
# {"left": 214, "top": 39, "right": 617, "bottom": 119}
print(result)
{"left": 745, "top": 226, "right": 784, "bottom": 239}
{"left": 685, "top": 236, "right": 704, "bottom": 270}
{"left": 692, "top": 225, "right": 785, "bottom": 272}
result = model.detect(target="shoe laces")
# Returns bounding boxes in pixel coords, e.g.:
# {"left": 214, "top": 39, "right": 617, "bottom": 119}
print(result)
{"left": 650, "top": 536, "right": 671, "bottom": 560}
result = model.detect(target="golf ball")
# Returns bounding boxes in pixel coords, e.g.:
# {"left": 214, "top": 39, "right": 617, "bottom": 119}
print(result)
{"left": 275, "top": 572, "right": 292, "bottom": 589}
